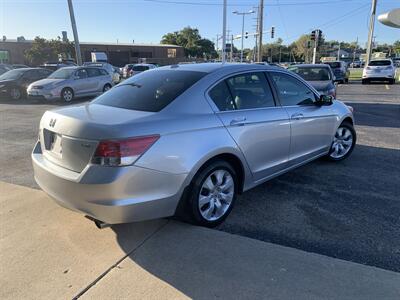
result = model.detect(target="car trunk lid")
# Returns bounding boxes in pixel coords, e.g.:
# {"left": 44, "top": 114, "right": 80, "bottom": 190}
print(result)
{"left": 39, "top": 103, "right": 155, "bottom": 173}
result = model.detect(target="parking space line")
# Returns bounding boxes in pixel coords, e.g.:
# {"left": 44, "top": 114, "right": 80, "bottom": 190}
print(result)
{"left": 385, "top": 85, "right": 389, "bottom": 90}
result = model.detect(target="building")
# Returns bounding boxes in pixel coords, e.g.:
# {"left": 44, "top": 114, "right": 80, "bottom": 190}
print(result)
{"left": 0, "top": 39, "right": 185, "bottom": 66}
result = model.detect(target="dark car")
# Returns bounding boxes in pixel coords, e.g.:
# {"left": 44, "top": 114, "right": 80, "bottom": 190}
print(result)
{"left": 0, "top": 68, "right": 53, "bottom": 100}
{"left": 12, "top": 64, "right": 29, "bottom": 69}
{"left": 323, "top": 61, "right": 349, "bottom": 83}
{"left": 0, "top": 64, "right": 12, "bottom": 76}
{"left": 288, "top": 64, "right": 336, "bottom": 97}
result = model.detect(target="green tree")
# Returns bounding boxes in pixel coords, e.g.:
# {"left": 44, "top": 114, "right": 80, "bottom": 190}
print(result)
{"left": 24, "top": 36, "right": 74, "bottom": 66}
{"left": 161, "top": 27, "right": 217, "bottom": 58}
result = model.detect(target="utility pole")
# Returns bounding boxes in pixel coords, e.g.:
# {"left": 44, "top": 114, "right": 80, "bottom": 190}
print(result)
{"left": 222, "top": 0, "right": 227, "bottom": 63}
{"left": 231, "top": 34, "right": 234, "bottom": 62}
{"left": 67, "top": 0, "right": 82, "bottom": 65}
{"left": 257, "top": 0, "right": 264, "bottom": 62}
{"left": 366, "top": 0, "right": 377, "bottom": 64}
{"left": 337, "top": 42, "right": 341, "bottom": 61}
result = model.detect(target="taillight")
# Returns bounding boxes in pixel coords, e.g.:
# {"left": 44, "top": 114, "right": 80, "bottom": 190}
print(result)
{"left": 92, "top": 135, "right": 159, "bottom": 166}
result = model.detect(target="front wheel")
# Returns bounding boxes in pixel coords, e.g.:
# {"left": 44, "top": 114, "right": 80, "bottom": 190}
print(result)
{"left": 61, "top": 88, "right": 74, "bottom": 102}
{"left": 327, "top": 122, "right": 356, "bottom": 161}
{"left": 103, "top": 83, "right": 112, "bottom": 92}
{"left": 185, "top": 160, "right": 237, "bottom": 227}
{"left": 10, "top": 87, "right": 22, "bottom": 100}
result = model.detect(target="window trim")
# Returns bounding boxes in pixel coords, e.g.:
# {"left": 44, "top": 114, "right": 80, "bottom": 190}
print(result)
{"left": 267, "top": 70, "right": 320, "bottom": 108}
{"left": 206, "top": 70, "right": 278, "bottom": 113}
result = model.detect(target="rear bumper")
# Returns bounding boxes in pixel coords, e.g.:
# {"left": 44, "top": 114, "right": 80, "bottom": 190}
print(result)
{"left": 32, "top": 141, "right": 188, "bottom": 224}
{"left": 362, "top": 72, "right": 394, "bottom": 79}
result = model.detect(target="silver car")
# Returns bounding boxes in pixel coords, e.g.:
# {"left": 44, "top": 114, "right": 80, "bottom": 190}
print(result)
{"left": 32, "top": 63, "right": 356, "bottom": 227}
{"left": 27, "top": 66, "right": 113, "bottom": 102}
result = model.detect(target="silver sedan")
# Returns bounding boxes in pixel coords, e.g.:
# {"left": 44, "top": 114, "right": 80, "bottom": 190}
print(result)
{"left": 27, "top": 66, "right": 113, "bottom": 102}
{"left": 32, "top": 63, "right": 356, "bottom": 227}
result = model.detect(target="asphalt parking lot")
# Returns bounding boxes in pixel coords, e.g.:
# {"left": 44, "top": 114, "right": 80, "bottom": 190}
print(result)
{"left": 0, "top": 82, "right": 399, "bottom": 273}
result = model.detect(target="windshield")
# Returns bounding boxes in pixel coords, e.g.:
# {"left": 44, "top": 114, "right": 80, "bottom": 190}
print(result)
{"left": 325, "top": 62, "right": 341, "bottom": 69}
{"left": 0, "top": 69, "right": 25, "bottom": 80}
{"left": 48, "top": 68, "right": 75, "bottom": 79}
{"left": 93, "top": 69, "right": 206, "bottom": 112}
{"left": 288, "top": 67, "right": 331, "bottom": 81}
{"left": 369, "top": 60, "right": 391, "bottom": 66}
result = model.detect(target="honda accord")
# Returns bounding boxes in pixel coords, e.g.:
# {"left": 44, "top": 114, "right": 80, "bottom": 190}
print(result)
{"left": 32, "top": 63, "right": 356, "bottom": 227}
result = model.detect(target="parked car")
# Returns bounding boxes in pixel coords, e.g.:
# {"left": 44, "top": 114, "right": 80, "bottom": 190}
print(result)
{"left": 0, "top": 68, "right": 53, "bottom": 100}
{"left": 362, "top": 59, "right": 396, "bottom": 84}
{"left": 122, "top": 63, "right": 156, "bottom": 78}
{"left": 12, "top": 64, "right": 29, "bottom": 69}
{"left": 0, "top": 64, "right": 12, "bottom": 75}
{"left": 287, "top": 64, "right": 337, "bottom": 97}
{"left": 83, "top": 62, "right": 120, "bottom": 84}
{"left": 350, "top": 61, "right": 362, "bottom": 68}
{"left": 27, "top": 66, "right": 113, "bottom": 102}
{"left": 39, "top": 62, "right": 75, "bottom": 72}
{"left": 32, "top": 63, "right": 356, "bottom": 227}
{"left": 323, "top": 61, "right": 349, "bottom": 83}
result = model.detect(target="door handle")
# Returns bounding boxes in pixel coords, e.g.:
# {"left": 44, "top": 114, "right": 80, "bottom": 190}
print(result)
{"left": 291, "top": 113, "right": 304, "bottom": 120}
{"left": 230, "top": 117, "right": 247, "bottom": 126}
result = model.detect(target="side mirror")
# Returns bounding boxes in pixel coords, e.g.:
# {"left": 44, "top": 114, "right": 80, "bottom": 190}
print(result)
{"left": 317, "top": 94, "right": 333, "bottom": 106}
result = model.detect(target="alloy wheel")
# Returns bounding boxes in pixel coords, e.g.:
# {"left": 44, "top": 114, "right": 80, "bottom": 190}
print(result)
{"left": 63, "top": 90, "right": 73, "bottom": 102}
{"left": 330, "top": 126, "right": 353, "bottom": 159}
{"left": 198, "top": 169, "right": 234, "bottom": 221}
{"left": 10, "top": 88, "right": 21, "bottom": 100}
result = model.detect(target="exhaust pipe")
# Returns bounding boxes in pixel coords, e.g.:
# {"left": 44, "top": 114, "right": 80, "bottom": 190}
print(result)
{"left": 85, "top": 215, "right": 111, "bottom": 229}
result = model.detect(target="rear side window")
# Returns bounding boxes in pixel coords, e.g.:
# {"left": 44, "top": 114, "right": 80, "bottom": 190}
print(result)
{"left": 133, "top": 65, "right": 149, "bottom": 71}
{"left": 209, "top": 81, "right": 235, "bottom": 111}
{"left": 87, "top": 68, "right": 101, "bottom": 77}
{"left": 93, "top": 70, "right": 206, "bottom": 112}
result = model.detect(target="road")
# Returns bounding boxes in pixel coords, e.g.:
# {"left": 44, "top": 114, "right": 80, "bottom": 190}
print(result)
{"left": 0, "top": 82, "right": 399, "bottom": 272}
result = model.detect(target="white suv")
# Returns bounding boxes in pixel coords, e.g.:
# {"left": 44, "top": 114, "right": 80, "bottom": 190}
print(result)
{"left": 362, "top": 59, "right": 396, "bottom": 84}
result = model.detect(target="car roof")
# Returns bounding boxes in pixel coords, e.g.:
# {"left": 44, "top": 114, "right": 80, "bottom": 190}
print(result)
{"left": 158, "top": 63, "right": 275, "bottom": 74}
{"left": 289, "top": 64, "right": 330, "bottom": 68}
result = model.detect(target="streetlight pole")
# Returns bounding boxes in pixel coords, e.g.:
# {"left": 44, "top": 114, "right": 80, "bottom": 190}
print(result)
{"left": 233, "top": 10, "right": 255, "bottom": 63}
{"left": 67, "top": 0, "right": 82, "bottom": 65}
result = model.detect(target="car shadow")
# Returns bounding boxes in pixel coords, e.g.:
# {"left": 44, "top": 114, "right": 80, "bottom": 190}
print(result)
{"left": 349, "top": 102, "right": 400, "bottom": 128}
{"left": 108, "top": 143, "right": 400, "bottom": 298}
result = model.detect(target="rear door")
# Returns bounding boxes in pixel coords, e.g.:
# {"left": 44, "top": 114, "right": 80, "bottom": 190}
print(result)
{"left": 269, "top": 71, "right": 337, "bottom": 166}
{"left": 86, "top": 68, "right": 103, "bottom": 93}
{"left": 208, "top": 71, "right": 291, "bottom": 181}
{"left": 72, "top": 68, "right": 91, "bottom": 95}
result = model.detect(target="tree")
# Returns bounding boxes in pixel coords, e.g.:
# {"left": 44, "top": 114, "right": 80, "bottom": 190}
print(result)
{"left": 161, "top": 27, "right": 217, "bottom": 58}
{"left": 24, "top": 36, "right": 74, "bottom": 66}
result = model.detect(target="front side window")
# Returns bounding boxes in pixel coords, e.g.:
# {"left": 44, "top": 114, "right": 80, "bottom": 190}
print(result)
{"left": 76, "top": 69, "right": 88, "bottom": 79}
{"left": 271, "top": 72, "right": 317, "bottom": 106}
{"left": 93, "top": 70, "right": 206, "bottom": 112}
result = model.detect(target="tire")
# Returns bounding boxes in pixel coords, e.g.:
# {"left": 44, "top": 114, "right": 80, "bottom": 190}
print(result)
{"left": 183, "top": 160, "right": 238, "bottom": 227}
{"left": 103, "top": 83, "right": 112, "bottom": 92}
{"left": 10, "top": 87, "right": 22, "bottom": 100}
{"left": 327, "top": 122, "right": 356, "bottom": 161}
{"left": 61, "top": 88, "right": 74, "bottom": 102}
{"left": 361, "top": 79, "right": 368, "bottom": 85}
{"left": 389, "top": 78, "right": 395, "bottom": 85}
{"left": 344, "top": 78, "right": 349, "bottom": 84}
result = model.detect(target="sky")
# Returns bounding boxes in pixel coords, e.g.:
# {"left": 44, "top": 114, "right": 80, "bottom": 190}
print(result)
{"left": 1, "top": 0, "right": 399, "bottom": 49}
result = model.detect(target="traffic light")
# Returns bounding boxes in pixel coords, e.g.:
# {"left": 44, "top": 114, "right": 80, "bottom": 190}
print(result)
{"left": 271, "top": 26, "right": 275, "bottom": 39}
{"left": 310, "top": 30, "right": 316, "bottom": 41}
{"left": 245, "top": 31, "right": 249, "bottom": 39}
{"left": 317, "top": 30, "right": 323, "bottom": 44}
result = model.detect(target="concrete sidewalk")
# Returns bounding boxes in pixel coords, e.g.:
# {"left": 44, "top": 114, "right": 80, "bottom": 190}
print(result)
{"left": 1, "top": 182, "right": 399, "bottom": 300}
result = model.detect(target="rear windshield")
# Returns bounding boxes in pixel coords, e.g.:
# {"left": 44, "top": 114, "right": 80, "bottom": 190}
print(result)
{"left": 93, "top": 69, "right": 207, "bottom": 112}
{"left": 369, "top": 60, "right": 391, "bottom": 66}
{"left": 288, "top": 67, "right": 331, "bottom": 81}
{"left": 324, "top": 62, "right": 341, "bottom": 69}
{"left": 132, "top": 65, "right": 149, "bottom": 71}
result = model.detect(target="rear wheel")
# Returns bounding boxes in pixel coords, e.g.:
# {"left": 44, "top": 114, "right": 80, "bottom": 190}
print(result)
{"left": 10, "top": 87, "right": 22, "bottom": 100}
{"left": 362, "top": 79, "right": 368, "bottom": 85}
{"left": 389, "top": 78, "right": 395, "bottom": 85}
{"left": 327, "top": 122, "right": 356, "bottom": 161}
{"left": 103, "top": 83, "right": 112, "bottom": 92}
{"left": 184, "top": 160, "right": 237, "bottom": 227}
{"left": 61, "top": 88, "right": 74, "bottom": 102}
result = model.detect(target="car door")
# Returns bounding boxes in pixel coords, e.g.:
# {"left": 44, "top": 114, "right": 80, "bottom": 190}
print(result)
{"left": 72, "top": 68, "right": 91, "bottom": 95}
{"left": 208, "top": 71, "right": 291, "bottom": 182}
{"left": 86, "top": 68, "right": 103, "bottom": 93}
{"left": 269, "top": 71, "right": 337, "bottom": 166}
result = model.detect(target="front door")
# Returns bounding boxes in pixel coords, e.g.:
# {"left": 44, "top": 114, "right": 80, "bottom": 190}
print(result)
{"left": 269, "top": 71, "right": 337, "bottom": 166}
{"left": 208, "top": 72, "right": 291, "bottom": 182}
